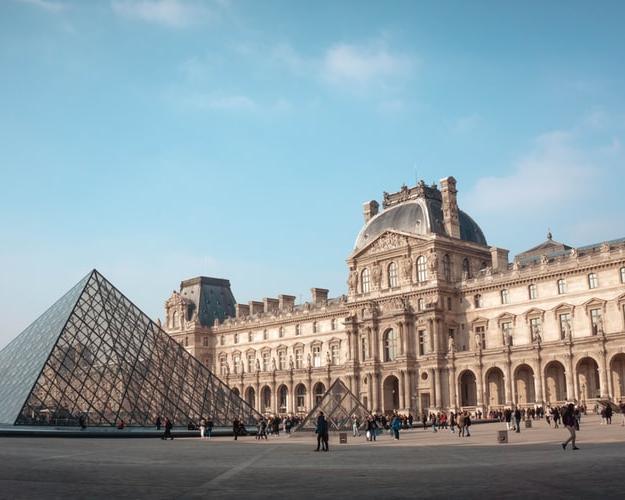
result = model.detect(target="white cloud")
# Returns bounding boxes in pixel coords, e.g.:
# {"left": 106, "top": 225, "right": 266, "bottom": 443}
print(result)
{"left": 465, "top": 130, "right": 597, "bottom": 214}
{"left": 111, "top": 0, "right": 211, "bottom": 28}
{"left": 15, "top": 0, "right": 66, "bottom": 12}
{"left": 320, "top": 42, "right": 414, "bottom": 88}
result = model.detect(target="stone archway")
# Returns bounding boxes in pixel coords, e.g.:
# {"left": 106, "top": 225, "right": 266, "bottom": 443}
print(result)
{"left": 245, "top": 386, "right": 256, "bottom": 410}
{"left": 544, "top": 361, "right": 567, "bottom": 403}
{"left": 610, "top": 354, "right": 625, "bottom": 401}
{"left": 577, "top": 357, "right": 600, "bottom": 402}
{"left": 459, "top": 370, "right": 477, "bottom": 407}
{"left": 485, "top": 367, "right": 505, "bottom": 407}
{"left": 383, "top": 375, "right": 400, "bottom": 412}
{"left": 261, "top": 385, "right": 272, "bottom": 413}
{"left": 277, "top": 384, "right": 288, "bottom": 414}
{"left": 514, "top": 364, "right": 535, "bottom": 405}
{"left": 313, "top": 382, "right": 326, "bottom": 407}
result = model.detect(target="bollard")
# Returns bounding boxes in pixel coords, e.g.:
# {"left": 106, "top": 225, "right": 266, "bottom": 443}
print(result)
{"left": 339, "top": 432, "right": 348, "bottom": 444}
{"left": 497, "top": 430, "right": 509, "bottom": 443}
{"left": 525, "top": 419, "right": 532, "bottom": 428}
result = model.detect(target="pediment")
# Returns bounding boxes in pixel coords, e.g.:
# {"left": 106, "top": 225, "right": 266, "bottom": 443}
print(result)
{"left": 471, "top": 316, "right": 490, "bottom": 326}
{"left": 582, "top": 297, "right": 607, "bottom": 311}
{"left": 351, "top": 230, "right": 425, "bottom": 259}
{"left": 496, "top": 312, "right": 516, "bottom": 325}
{"left": 524, "top": 307, "right": 545, "bottom": 320}
{"left": 551, "top": 302, "right": 576, "bottom": 316}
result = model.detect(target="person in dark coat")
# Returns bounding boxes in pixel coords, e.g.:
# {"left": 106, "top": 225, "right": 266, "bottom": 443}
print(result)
{"left": 315, "top": 411, "right": 329, "bottom": 452}
{"left": 514, "top": 407, "right": 522, "bottom": 433}
{"left": 233, "top": 417, "right": 241, "bottom": 440}
{"left": 162, "top": 417, "right": 174, "bottom": 440}
{"left": 155, "top": 416, "right": 162, "bottom": 431}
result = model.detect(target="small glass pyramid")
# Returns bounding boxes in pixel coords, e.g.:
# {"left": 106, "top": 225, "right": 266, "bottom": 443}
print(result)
{"left": 295, "top": 378, "right": 372, "bottom": 432}
{"left": 0, "top": 270, "right": 260, "bottom": 427}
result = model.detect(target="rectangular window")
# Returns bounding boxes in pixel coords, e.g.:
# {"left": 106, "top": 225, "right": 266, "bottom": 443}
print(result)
{"left": 529, "top": 317, "right": 542, "bottom": 340}
{"left": 418, "top": 330, "right": 425, "bottom": 356}
{"left": 501, "top": 322, "right": 512, "bottom": 346}
{"left": 202, "top": 336, "right": 208, "bottom": 347}
{"left": 233, "top": 355, "right": 240, "bottom": 374}
{"left": 447, "top": 297, "right": 452, "bottom": 311}
{"left": 278, "top": 350, "right": 286, "bottom": 370}
{"left": 621, "top": 267, "right": 625, "bottom": 284}
{"left": 557, "top": 279, "right": 567, "bottom": 295}
{"left": 360, "top": 336, "right": 368, "bottom": 360}
{"left": 262, "top": 351, "right": 270, "bottom": 371}
{"left": 559, "top": 313, "right": 571, "bottom": 340}
{"left": 313, "top": 346, "right": 321, "bottom": 367}
{"left": 588, "top": 273, "right": 598, "bottom": 289}
{"left": 501, "top": 289, "right": 510, "bottom": 305}
{"left": 247, "top": 354, "right": 254, "bottom": 373}
{"left": 295, "top": 349, "right": 303, "bottom": 369}
{"left": 476, "top": 325, "right": 486, "bottom": 349}
{"left": 331, "top": 344, "right": 340, "bottom": 365}
{"left": 590, "top": 308, "right": 602, "bottom": 335}
{"left": 528, "top": 284, "right": 537, "bottom": 300}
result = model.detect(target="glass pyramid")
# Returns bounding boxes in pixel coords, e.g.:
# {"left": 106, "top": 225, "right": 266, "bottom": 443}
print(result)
{"left": 0, "top": 270, "right": 260, "bottom": 428}
{"left": 295, "top": 378, "right": 372, "bottom": 432}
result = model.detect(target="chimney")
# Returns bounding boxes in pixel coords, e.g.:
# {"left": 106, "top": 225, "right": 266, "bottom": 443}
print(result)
{"left": 279, "top": 294, "right": 296, "bottom": 311}
{"left": 235, "top": 304, "right": 250, "bottom": 318}
{"left": 363, "top": 200, "right": 379, "bottom": 222}
{"left": 311, "top": 288, "right": 329, "bottom": 306}
{"left": 490, "top": 247, "right": 510, "bottom": 272}
{"left": 248, "top": 301, "right": 264, "bottom": 315}
{"left": 439, "top": 176, "right": 460, "bottom": 239}
{"left": 263, "top": 297, "right": 279, "bottom": 313}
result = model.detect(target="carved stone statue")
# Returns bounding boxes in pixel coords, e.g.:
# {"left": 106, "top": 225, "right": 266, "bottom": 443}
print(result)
{"left": 448, "top": 336, "right": 455, "bottom": 353}
{"left": 570, "top": 248, "right": 577, "bottom": 258}
{"left": 474, "top": 333, "right": 482, "bottom": 351}
{"left": 597, "top": 317, "right": 604, "bottom": 335}
{"left": 271, "top": 358, "right": 277, "bottom": 371}
{"left": 326, "top": 351, "right": 332, "bottom": 365}
{"left": 512, "top": 259, "right": 520, "bottom": 271}
{"left": 348, "top": 269, "right": 358, "bottom": 292}
{"left": 429, "top": 251, "right": 439, "bottom": 277}
{"left": 563, "top": 321, "right": 572, "bottom": 341}
{"left": 540, "top": 254, "right": 549, "bottom": 265}
{"left": 372, "top": 262, "right": 382, "bottom": 288}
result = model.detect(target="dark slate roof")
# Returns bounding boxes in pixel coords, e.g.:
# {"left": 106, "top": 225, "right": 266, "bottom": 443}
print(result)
{"left": 515, "top": 236, "right": 625, "bottom": 266}
{"left": 354, "top": 200, "right": 487, "bottom": 250}
{"left": 180, "top": 277, "right": 236, "bottom": 326}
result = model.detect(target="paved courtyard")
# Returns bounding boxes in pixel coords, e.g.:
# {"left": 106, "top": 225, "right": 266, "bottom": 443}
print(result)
{"left": 1, "top": 415, "right": 624, "bottom": 499}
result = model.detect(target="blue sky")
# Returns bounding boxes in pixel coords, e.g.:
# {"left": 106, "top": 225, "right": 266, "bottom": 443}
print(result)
{"left": 1, "top": 0, "right": 624, "bottom": 348}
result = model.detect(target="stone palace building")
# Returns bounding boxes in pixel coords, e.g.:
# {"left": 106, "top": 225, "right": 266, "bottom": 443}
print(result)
{"left": 163, "top": 177, "right": 625, "bottom": 417}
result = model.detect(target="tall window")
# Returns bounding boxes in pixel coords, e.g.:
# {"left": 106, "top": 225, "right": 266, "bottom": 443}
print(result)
{"left": 418, "top": 330, "right": 426, "bottom": 356}
{"left": 500, "top": 289, "right": 510, "bottom": 305}
{"left": 501, "top": 322, "right": 513, "bottom": 346}
{"left": 278, "top": 386, "right": 288, "bottom": 413}
{"left": 278, "top": 350, "right": 286, "bottom": 370}
{"left": 383, "top": 329, "right": 397, "bottom": 361}
{"left": 462, "top": 258, "right": 471, "bottom": 279}
{"left": 360, "top": 336, "right": 368, "bottom": 360}
{"left": 234, "top": 333, "right": 239, "bottom": 344}
{"left": 278, "top": 327, "right": 284, "bottom": 338}
{"left": 184, "top": 336, "right": 189, "bottom": 347}
{"left": 312, "top": 345, "right": 321, "bottom": 367}
{"left": 443, "top": 254, "right": 451, "bottom": 281}
{"left": 202, "top": 336, "right": 208, "bottom": 347}
{"left": 474, "top": 294, "right": 482, "bottom": 308}
{"left": 312, "top": 321, "right": 318, "bottom": 334}
{"left": 172, "top": 311, "right": 179, "bottom": 328}
{"left": 559, "top": 313, "right": 571, "bottom": 340}
{"left": 331, "top": 318, "right": 337, "bottom": 330}
{"left": 220, "top": 335, "right": 225, "bottom": 346}
{"left": 220, "top": 357, "right": 228, "bottom": 376}
{"left": 528, "top": 284, "right": 537, "bottom": 300}
{"left": 361, "top": 268, "right": 370, "bottom": 293}
{"left": 588, "top": 273, "right": 598, "bottom": 289}
{"left": 262, "top": 351, "right": 270, "bottom": 371}
{"left": 295, "top": 348, "right": 303, "bottom": 369}
{"left": 295, "top": 324, "right": 301, "bottom": 336}
{"left": 248, "top": 331, "right": 253, "bottom": 342}
{"left": 557, "top": 279, "right": 567, "bottom": 295}
{"left": 331, "top": 344, "right": 340, "bottom": 365}
{"left": 296, "top": 385, "right": 306, "bottom": 410}
{"left": 417, "top": 298, "right": 424, "bottom": 311}
{"left": 529, "top": 317, "right": 542, "bottom": 340}
{"left": 388, "top": 262, "right": 399, "bottom": 288}
{"left": 233, "top": 354, "right": 240, "bottom": 374}
{"left": 590, "top": 308, "right": 602, "bottom": 335}
{"left": 417, "top": 256, "right": 428, "bottom": 283}
{"left": 447, "top": 296, "right": 452, "bottom": 311}
{"left": 621, "top": 267, "right": 625, "bottom": 284}
{"left": 247, "top": 353, "right": 254, "bottom": 372}
{"left": 475, "top": 326, "right": 486, "bottom": 349}
{"left": 263, "top": 329, "right": 268, "bottom": 340}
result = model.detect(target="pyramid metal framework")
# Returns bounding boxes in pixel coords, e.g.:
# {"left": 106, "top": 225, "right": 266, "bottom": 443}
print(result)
{"left": 295, "top": 378, "right": 372, "bottom": 432}
{"left": 0, "top": 270, "right": 261, "bottom": 427}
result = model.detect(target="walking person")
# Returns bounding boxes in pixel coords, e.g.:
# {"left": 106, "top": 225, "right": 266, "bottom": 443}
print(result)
{"left": 315, "top": 411, "right": 329, "bottom": 451}
{"left": 457, "top": 412, "right": 465, "bottom": 438}
{"left": 200, "top": 417, "right": 207, "bottom": 440}
{"left": 464, "top": 412, "right": 471, "bottom": 437}
{"left": 561, "top": 403, "right": 579, "bottom": 450}
{"left": 391, "top": 414, "right": 401, "bottom": 440}
{"left": 514, "top": 407, "right": 522, "bottom": 433}
{"left": 366, "top": 416, "right": 378, "bottom": 442}
{"left": 155, "top": 416, "right": 162, "bottom": 431}
{"left": 162, "top": 417, "right": 174, "bottom": 440}
{"left": 233, "top": 417, "right": 241, "bottom": 440}
{"left": 352, "top": 416, "right": 361, "bottom": 437}
{"left": 449, "top": 412, "right": 456, "bottom": 434}
{"left": 206, "top": 417, "right": 214, "bottom": 439}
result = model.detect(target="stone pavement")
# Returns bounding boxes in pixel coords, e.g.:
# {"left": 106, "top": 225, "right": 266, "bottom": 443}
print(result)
{"left": 0, "top": 415, "right": 624, "bottom": 499}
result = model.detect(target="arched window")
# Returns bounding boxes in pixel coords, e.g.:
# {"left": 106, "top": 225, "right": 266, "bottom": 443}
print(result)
{"left": 557, "top": 279, "right": 567, "bottom": 295}
{"left": 462, "top": 258, "right": 471, "bottom": 279}
{"left": 361, "top": 268, "right": 370, "bottom": 293}
{"left": 383, "top": 329, "right": 397, "bottom": 361}
{"left": 474, "top": 294, "right": 482, "bottom": 308}
{"left": 588, "top": 273, "right": 598, "bottom": 289}
{"left": 443, "top": 254, "right": 451, "bottom": 281}
{"left": 388, "top": 262, "right": 399, "bottom": 288}
{"left": 528, "top": 284, "right": 537, "bottom": 300}
{"left": 172, "top": 311, "right": 179, "bottom": 328}
{"left": 621, "top": 267, "right": 625, "bottom": 284}
{"left": 500, "top": 289, "right": 509, "bottom": 305}
{"left": 219, "top": 357, "right": 228, "bottom": 376}
{"left": 295, "top": 384, "right": 306, "bottom": 411}
{"left": 417, "top": 256, "right": 428, "bottom": 283}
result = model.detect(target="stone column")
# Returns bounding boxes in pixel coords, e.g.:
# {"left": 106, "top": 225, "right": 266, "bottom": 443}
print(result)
{"left": 372, "top": 373, "right": 381, "bottom": 413}
{"left": 404, "top": 370, "right": 413, "bottom": 413}
{"left": 566, "top": 352, "right": 575, "bottom": 402}
{"left": 535, "top": 353, "right": 544, "bottom": 405}
{"left": 287, "top": 378, "right": 294, "bottom": 414}
{"left": 449, "top": 365, "right": 457, "bottom": 410}
{"left": 372, "top": 325, "right": 380, "bottom": 361}
{"left": 599, "top": 350, "right": 609, "bottom": 398}
{"left": 476, "top": 363, "right": 484, "bottom": 409}
{"left": 505, "top": 357, "right": 513, "bottom": 406}
{"left": 255, "top": 381, "right": 261, "bottom": 411}
{"left": 271, "top": 380, "right": 277, "bottom": 414}
{"left": 368, "top": 374, "right": 374, "bottom": 412}
{"left": 307, "top": 374, "right": 313, "bottom": 411}
{"left": 399, "top": 370, "right": 406, "bottom": 409}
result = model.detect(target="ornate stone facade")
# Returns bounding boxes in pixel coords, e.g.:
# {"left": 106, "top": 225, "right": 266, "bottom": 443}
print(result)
{"left": 164, "top": 177, "right": 625, "bottom": 416}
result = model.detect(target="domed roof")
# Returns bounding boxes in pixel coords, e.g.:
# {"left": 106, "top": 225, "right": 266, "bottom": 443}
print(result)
{"left": 354, "top": 197, "right": 487, "bottom": 250}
